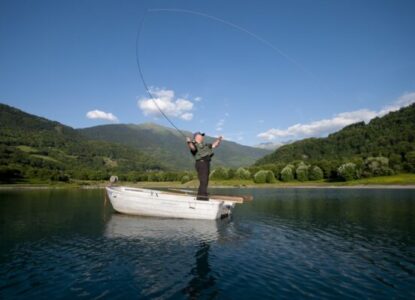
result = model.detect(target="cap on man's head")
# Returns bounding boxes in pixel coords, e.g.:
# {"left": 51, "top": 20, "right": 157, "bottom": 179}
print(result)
{"left": 193, "top": 131, "right": 205, "bottom": 139}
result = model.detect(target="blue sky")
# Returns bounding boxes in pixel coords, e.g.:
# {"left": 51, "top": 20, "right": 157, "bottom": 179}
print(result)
{"left": 1, "top": 0, "right": 414, "bottom": 146}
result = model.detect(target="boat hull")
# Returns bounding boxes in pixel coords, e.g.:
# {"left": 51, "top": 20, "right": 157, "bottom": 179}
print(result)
{"left": 105, "top": 186, "right": 234, "bottom": 220}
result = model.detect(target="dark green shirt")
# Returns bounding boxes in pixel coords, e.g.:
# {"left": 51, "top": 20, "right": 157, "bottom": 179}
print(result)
{"left": 191, "top": 142, "right": 213, "bottom": 160}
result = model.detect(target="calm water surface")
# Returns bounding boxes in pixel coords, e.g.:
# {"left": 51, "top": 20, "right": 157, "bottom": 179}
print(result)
{"left": 0, "top": 188, "right": 414, "bottom": 299}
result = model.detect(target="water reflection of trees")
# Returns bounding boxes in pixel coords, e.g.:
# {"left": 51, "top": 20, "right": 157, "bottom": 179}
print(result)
{"left": 241, "top": 188, "right": 415, "bottom": 239}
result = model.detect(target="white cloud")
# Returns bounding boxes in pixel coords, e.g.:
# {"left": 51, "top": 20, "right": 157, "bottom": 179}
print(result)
{"left": 138, "top": 88, "right": 196, "bottom": 121}
{"left": 216, "top": 118, "right": 225, "bottom": 132}
{"left": 377, "top": 92, "right": 415, "bottom": 116}
{"left": 194, "top": 97, "right": 202, "bottom": 102}
{"left": 86, "top": 110, "right": 118, "bottom": 122}
{"left": 258, "top": 109, "right": 376, "bottom": 140}
{"left": 181, "top": 112, "right": 193, "bottom": 121}
{"left": 215, "top": 112, "right": 230, "bottom": 132}
{"left": 258, "top": 92, "right": 415, "bottom": 141}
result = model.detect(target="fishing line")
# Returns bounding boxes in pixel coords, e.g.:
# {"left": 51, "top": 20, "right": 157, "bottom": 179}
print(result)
{"left": 148, "top": 8, "right": 316, "bottom": 78}
{"left": 136, "top": 10, "right": 188, "bottom": 139}
{"left": 135, "top": 8, "right": 334, "bottom": 139}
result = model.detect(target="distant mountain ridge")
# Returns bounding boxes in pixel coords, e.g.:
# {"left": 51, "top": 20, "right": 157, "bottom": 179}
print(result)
{"left": 0, "top": 103, "right": 163, "bottom": 181}
{"left": 78, "top": 123, "right": 271, "bottom": 170}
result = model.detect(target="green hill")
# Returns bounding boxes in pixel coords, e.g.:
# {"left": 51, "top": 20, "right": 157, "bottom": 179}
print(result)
{"left": 0, "top": 104, "right": 163, "bottom": 182}
{"left": 78, "top": 123, "right": 271, "bottom": 170}
{"left": 255, "top": 103, "right": 415, "bottom": 169}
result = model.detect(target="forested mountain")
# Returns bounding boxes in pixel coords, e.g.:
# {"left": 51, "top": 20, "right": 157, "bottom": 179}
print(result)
{"left": 0, "top": 103, "right": 270, "bottom": 183}
{"left": 0, "top": 104, "right": 163, "bottom": 182}
{"left": 255, "top": 103, "right": 415, "bottom": 168}
{"left": 4, "top": 101, "right": 413, "bottom": 184}
{"left": 78, "top": 123, "right": 271, "bottom": 170}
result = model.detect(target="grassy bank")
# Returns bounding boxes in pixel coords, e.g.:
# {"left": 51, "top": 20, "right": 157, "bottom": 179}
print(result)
{"left": 1, "top": 173, "right": 415, "bottom": 189}
{"left": 205, "top": 173, "right": 415, "bottom": 188}
{"left": 331, "top": 173, "right": 415, "bottom": 186}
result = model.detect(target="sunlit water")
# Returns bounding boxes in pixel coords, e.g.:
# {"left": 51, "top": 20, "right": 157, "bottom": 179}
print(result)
{"left": 0, "top": 188, "right": 414, "bottom": 299}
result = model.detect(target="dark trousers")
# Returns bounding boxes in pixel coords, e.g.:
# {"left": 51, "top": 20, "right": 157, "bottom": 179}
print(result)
{"left": 195, "top": 159, "right": 210, "bottom": 200}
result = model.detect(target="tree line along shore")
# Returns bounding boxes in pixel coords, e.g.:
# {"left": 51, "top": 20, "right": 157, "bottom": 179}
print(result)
{"left": 1, "top": 103, "right": 415, "bottom": 186}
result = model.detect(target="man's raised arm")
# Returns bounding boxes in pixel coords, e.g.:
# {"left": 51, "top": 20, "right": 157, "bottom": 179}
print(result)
{"left": 212, "top": 136, "right": 223, "bottom": 149}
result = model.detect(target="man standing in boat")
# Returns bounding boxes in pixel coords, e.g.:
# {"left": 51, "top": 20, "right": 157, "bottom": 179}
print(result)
{"left": 186, "top": 132, "right": 223, "bottom": 200}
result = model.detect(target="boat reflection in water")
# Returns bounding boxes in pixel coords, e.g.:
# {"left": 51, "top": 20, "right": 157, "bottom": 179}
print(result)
{"left": 104, "top": 213, "right": 226, "bottom": 243}
{"left": 104, "top": 213, "right": 232, "bottom": 298}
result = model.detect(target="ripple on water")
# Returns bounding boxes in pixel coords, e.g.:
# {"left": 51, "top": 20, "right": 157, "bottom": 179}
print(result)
{"left": 1, "top": 188, "right": 415, "bottom": 299}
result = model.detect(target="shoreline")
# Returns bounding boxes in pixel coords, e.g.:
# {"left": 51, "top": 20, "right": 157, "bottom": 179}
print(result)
{"left": 2, "top": 174, "right": 415, "bottom": 190}
{"left": 1, "top": 182, "right": 415, "bottom": 190}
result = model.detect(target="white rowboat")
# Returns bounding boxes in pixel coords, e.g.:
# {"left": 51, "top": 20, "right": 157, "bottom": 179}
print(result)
{"left": 105, "top": 186, "right": 249, "bottom": 220}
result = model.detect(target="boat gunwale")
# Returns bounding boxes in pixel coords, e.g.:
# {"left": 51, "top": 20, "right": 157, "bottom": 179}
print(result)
{"left": 106, "top": 186, "right": 225, "bottom": 204}
{"left": 106, "top": 186, "right": 245, "bottom": 204}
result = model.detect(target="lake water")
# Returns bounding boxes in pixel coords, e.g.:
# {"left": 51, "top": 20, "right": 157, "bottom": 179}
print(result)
{"left": 0, "top": 188, "right": 414, "bottom": 299}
